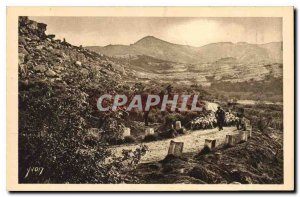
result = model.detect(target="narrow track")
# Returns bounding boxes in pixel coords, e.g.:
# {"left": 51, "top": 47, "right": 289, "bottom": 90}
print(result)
{"left": 110, "top": 126, "right": 239, "bottom": 163}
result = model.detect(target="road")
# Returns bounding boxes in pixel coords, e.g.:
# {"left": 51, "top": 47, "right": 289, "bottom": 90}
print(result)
{"left": 110, "top": 126, "right": 239, "bottom": 163}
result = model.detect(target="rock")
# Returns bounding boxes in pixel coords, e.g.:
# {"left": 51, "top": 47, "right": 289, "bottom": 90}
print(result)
{"left": 45, "top": 69, "right": 57, "bottom": 77}
{"left": 19, "top": 46, "right": 28, "bottom": 55}
{"left": 189, "top": 166, "right": 221, "bottom": 183}
{"left": 37, "top": 22, "right": 47, "bottom": 32}
{"left": 53, "top": 65, "right": 64, "bottom": 72}
{"left": 19, "top": 37, "right": 27, "bottom": 45}
{"left": 56, "top": 58, "right": 63, "bottom": 63}
{"left": 19, "top": 64, "right": 28, "bottom": 77}
{"left": 36, "top": 45, "right": 44, "bottom": 50}
{"left": 33, "top": 65, "right": 47, "bottom": 73}
{"left": 19, "top": 16, "right": 30, "bottom": 26}
{"left": 80, "top": 68, "right": 89, "bottom": 76}
{"left": 47, "top": 34, "right": 55, "bottom": 39}
{"left": 75, "top": 61, "right": 82, "bottom": 66}
{"left": 77, "top": 53, "right": 86, "bottom": 62}
{"left": 18, "top": 53, "right": 26, "bottom": 65}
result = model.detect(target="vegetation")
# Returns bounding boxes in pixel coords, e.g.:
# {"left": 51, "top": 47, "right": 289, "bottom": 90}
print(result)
{"left": 209, "top": 76, "right": 283, "bottom": 102}
{"left": 18, "top": 16, "right": 284, "bottom": 184}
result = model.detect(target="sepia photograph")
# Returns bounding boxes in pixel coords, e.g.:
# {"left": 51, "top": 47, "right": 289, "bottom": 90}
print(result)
{"left": 6, "top": 7, "right": 294, "bottom": 191}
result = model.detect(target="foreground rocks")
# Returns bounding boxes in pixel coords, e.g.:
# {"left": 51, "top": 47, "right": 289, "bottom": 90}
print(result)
{"left": 134, "top": 130, "right": 283, "bottom": 184}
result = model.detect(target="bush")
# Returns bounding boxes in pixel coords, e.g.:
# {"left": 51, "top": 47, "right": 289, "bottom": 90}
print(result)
{"left": 189, "top": 166, "right": 222, "bottom": 183}
{"left": 159, "top": 128, "right": 178, "bottom": 138}
{"left": 123, "top": 136, "right": 136, "bottom": 143}
{"left": 143, "top": 134, "right": 158, "bottom": 142}
{"left": 177, "top": 127, "right": 187, "bottom": 134}
{"left": 18, "top": 82, "right": 146, "bottom": 183}
{"left": 197, "top": 146, "right": 211, "bottom": 156}
{"left": 164, "top": 113, "right": 184, "bottom": 127}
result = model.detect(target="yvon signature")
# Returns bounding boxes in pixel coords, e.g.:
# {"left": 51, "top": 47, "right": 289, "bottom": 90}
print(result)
{"left": 24, "top": 167, "right": 44, "bottom": 179}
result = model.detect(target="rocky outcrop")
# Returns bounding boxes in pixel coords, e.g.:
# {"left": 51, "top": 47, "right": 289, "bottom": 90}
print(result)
{"left": 18, "top": 16, "right": 126, "bottom": 86}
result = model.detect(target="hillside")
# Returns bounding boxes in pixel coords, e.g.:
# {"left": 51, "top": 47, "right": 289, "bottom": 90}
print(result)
{"left": 107, "top": 54, "right": 283, "bottom": 91}
{"left": 86, "top": 36, "right": 283, "bottom": 64}
{"left": 17, "top": 17, "right": 283, "bottom": 185}
{"left": 18, "top": 17, "right": 126, "bottom": 87}
{"left": 18, "top": 16, "right": 143, "bottom": 183}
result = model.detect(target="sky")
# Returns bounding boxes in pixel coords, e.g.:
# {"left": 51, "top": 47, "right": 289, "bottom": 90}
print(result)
{"left": 30, "top": 17, "right": 282, "bottom": 47}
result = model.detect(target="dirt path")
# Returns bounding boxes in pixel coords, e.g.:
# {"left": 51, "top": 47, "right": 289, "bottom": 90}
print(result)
{"left": 110, "top": 126, "right": 238, "bottom": 163}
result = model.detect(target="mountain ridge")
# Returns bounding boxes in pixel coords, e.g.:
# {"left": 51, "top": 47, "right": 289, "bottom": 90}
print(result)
{"left": 86, "top": 36, "right": 282, "bottom": 64}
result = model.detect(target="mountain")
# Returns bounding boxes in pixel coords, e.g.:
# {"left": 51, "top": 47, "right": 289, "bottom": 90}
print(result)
{"left": 86, "top": 36, "right": 282, "bottom": 64}
{"left": 196, "top": 41, "right": 283, "bottom": 63}
{"left": 87, "top": 36, "right": 200, "bottom": 63}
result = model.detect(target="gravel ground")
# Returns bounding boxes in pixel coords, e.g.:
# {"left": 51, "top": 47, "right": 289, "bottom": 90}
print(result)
{"left": 110, "top": 126, "right": 238, "bottom": 163}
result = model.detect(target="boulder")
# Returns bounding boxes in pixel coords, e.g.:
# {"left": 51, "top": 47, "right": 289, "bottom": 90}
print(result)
{"left": 33, "top": 65, "right": 47, "bottom": 73}
{"left": 19, "top": 37, "right": 27, "bottom": 45}
{"left": 36, "top": 45, "right": 44, "bottom": 50}
{"left": 18, "top": 53, "right": 26, "bottom": 65}
{"left": 53, "top": 65, "right": 64, "bottom": 72}
{"left": 47, "top": 34, "right": 55, "bottom": 39}
{"left": 80, "top": 68, "right": 89, "bottom": 76}
{"left": 75, "top": 61, "right": 82, "bottom": 66}
{"left": 45, "top": 69, "right": 57, "bottom": 77}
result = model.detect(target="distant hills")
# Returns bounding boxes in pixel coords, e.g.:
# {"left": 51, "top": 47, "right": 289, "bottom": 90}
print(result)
{"left": 86, "top": 36, "right": 283, "bottom": 64}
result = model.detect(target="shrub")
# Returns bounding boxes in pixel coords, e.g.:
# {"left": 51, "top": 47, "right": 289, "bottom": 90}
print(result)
{"left": 177, "top": 127, "right": 187, "bottom": 135}
{"left": 123, "top": 136, "right": 136, "bottom": 143}
{"left": 18, "top": 82, "right": 147, "bottom": 183}
{"left": 159, "top": 128, "right": 178, "bottom": 138}
{"left": 164, "top": 113, "right": 184, "bottom": 127}
{"left": 189, "top": 166, "right": 222, "bottom": 183}
{"left": 143, "top": 134, "right": 158, "bottom": 142}
{"left": 197, "top": 146, "right": 211, "bottom": 156}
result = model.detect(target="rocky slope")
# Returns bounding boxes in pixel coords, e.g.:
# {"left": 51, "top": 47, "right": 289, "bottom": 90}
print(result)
{"left": 18, "top": 16, "right": 126, "bottom": 87}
